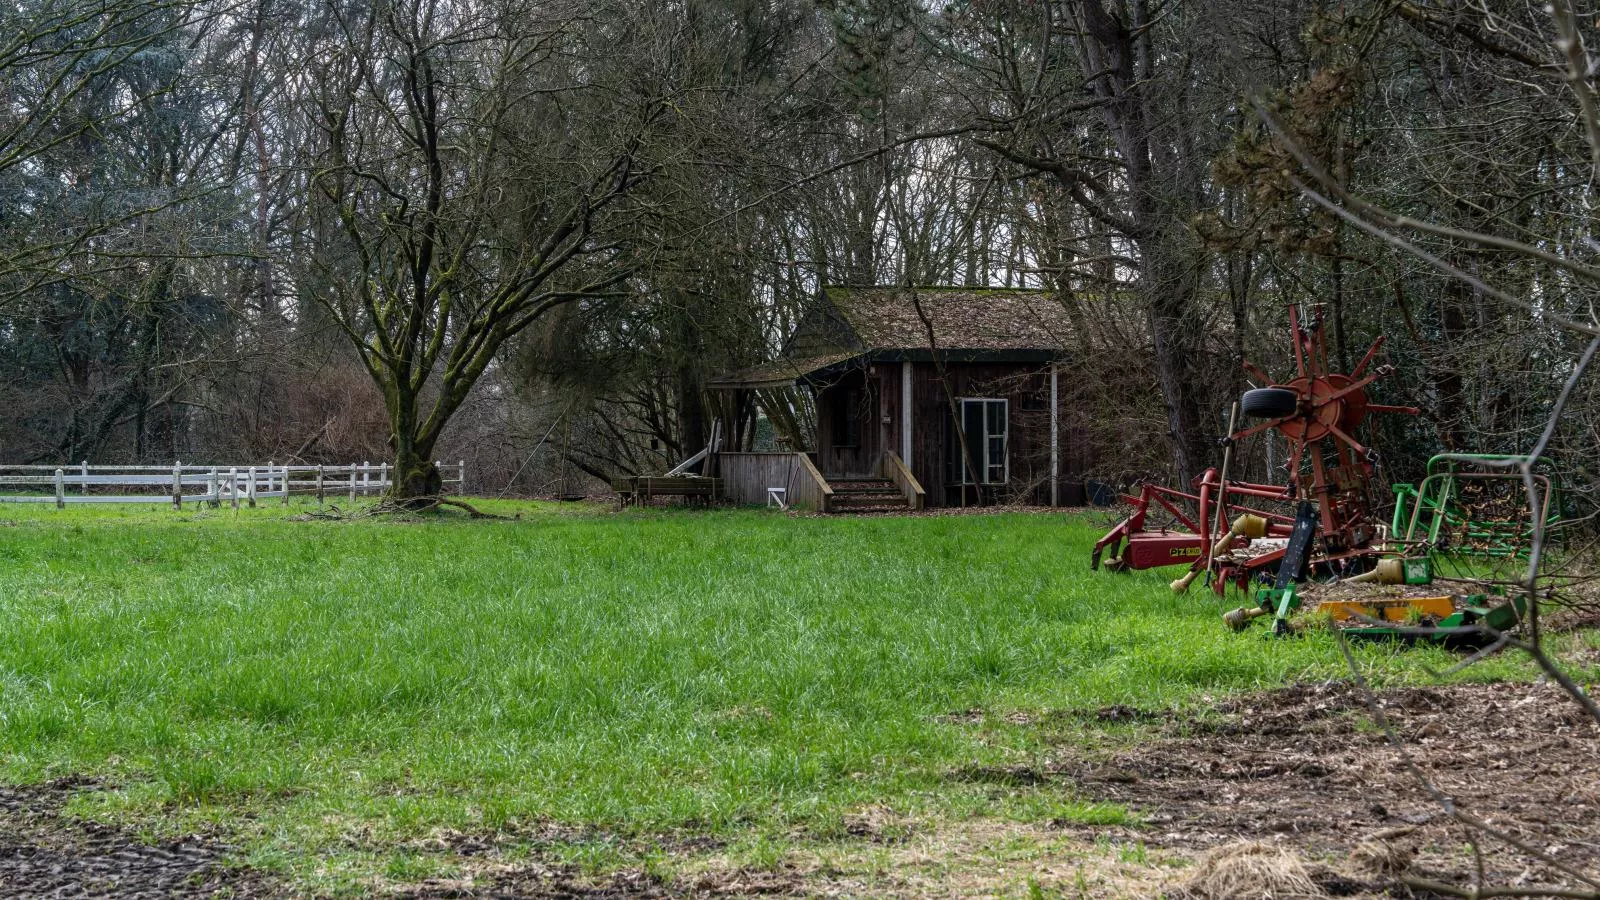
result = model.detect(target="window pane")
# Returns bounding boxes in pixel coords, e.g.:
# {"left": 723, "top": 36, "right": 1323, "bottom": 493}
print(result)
{"left": 962, "top": 402, "right": 984, "bottom": 484}
{"left": 985, "top": 400, "right": 1006, "bottom": 483}
{"left": 963, "top": 401, "right": 984, "bottom": 439}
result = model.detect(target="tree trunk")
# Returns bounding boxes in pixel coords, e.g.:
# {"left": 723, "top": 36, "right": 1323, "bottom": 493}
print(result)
{"left": 1433, "top": 275, "right": 1472, "bottom": 452}
{"left": 676, "top": 364, "right": 707, "bottom": 468}
{"left": 385, "top": 380, "right": 443, "bottom": 505}
{"left": 1144, "top": 250, "right": 1211, "bottom": 483}
{"left": 392, "top": 440, "right": 443, "bottom": 505}
{"left": 1074, "top": 0, "right": 1215, "bottom": 484}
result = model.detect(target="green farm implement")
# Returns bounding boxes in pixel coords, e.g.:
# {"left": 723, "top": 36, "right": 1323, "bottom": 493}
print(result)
{"left": 1391, "top": 454, "right": 1558, "bottom": 558}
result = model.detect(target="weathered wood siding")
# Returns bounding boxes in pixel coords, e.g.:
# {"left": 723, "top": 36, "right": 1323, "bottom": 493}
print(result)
{"left": 718, "top": 452, "right": 831, "bottom": 510}
{"left": 803, "top": 359, "right": 1097, "bottom": 508}
{"left": 813, "top": 368, "right": 881, "bottom": 478}
{"left": 819, "top": 361, "right": 1092, "bottom": 507}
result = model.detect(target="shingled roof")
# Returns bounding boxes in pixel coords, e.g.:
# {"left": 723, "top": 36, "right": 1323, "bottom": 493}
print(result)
{"left": 707, "top": 286, "right": 1070, "bottom": 389}
{"left": 820, "top": 286, "right": 1071, "bottom": 352}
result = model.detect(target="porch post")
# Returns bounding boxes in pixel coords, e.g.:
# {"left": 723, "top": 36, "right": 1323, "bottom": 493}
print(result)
{"left": 900, "top": 361, "right": 913, "bottom": 469}
{"left": 1050, "top": 362, "right": 1060, "bottom": 507}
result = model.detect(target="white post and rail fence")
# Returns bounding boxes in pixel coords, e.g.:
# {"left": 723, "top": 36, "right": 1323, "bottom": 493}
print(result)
{"left": 0, "top": 461, "right": 466, "bottom": 509}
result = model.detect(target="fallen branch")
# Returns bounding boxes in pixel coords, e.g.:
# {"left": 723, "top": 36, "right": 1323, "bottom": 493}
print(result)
{"left": 435, "top": 497, "right": 510, "bottom": 519}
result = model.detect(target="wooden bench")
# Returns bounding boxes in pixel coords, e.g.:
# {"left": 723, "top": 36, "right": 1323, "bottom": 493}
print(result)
{"left": 611, "top": 476, "right": 721, "bottom": 507}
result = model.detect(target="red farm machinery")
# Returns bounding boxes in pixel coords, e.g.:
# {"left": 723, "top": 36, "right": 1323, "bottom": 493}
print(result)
{"left": 1092, "top": 305, "right": 1534, "bottom": 639}
{"left": 1092, "top": 306, "right": 1420, "bottom": 599}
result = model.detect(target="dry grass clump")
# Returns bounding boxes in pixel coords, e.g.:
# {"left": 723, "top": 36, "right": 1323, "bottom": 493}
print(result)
{"left": 1174, "top": 840, "right": 1326, "bottom": 899}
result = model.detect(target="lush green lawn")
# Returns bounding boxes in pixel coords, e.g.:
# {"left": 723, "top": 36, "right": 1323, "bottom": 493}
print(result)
{"left": 0, "top": 500, "right": 1534, "bottom": 890}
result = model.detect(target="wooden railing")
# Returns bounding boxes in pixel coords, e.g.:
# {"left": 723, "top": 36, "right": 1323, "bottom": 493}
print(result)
{"left": 878, "top": 451, "right": 925, "bottom": 510}
{"left": 795, "top": 453, "right": 835, "bottom": 513}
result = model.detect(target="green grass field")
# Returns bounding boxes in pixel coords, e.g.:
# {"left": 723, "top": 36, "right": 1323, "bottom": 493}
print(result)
{"left": 0, "top": 501, "right": 1540, "bottom": 892}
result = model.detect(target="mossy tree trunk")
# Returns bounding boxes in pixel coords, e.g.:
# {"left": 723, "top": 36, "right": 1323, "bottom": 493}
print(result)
{"left": 386, "top": 385, "right": 442, "bottom": 505}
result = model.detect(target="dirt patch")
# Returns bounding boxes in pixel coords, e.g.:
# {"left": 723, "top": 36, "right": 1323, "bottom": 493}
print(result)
{"left": 840, "top": 804, "right": 915, "bottom": 844}
{"left": 399, "top": 822, "right": 732, "bottom": 867}
{"left": 1066, "top": 679, "right": 1600, "bottom": 893}
{"left": 399, "top": 866, "right": 673, "bottom": 898}
{"left": 390, "top": 824, "right": 783, "bottom": 897}
{"left": 401, "top": 864, "right": 801, "bottom": 898}
{"left": 761, "top": 818, "right": 1175, "bottom": 898}
{"left": 394, "top": 815, "right": 1160, "bottom": 898}
{"left": 0, "top": 777, "right": 274, "bottom": 898}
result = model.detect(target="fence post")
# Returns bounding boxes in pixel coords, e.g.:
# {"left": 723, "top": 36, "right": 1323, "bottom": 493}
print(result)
{"left": 229, "top": 467, "right": 239, "bottom": 510}
{"left": 267, "top": 460, "right": 274, "bottom": 499}
{"left": 209, "top": 467, "right": 219, "bottom": 507}
{"left": 361, "top": 461, "right": 370, "bottom": 496}
{"left": 54, "top": 468, "right": 65, "bottom": 509}
{"left": 172, "top": 461, "right": 182, "bottom": 510}
{"left": 246, "top": 466, "right": 257, "bottom": 508}
{"left": 316, "top": 465, "right": 325, "bottom": 503}
{"left": 379, "top": 462, "right": 388, "bottom": 494}
{"left": 348, "top": 464, "right": 356, "bottom": 503}
{"left": 458, "top": 460, "right": 465, "bottom": 494}
{"left": 80, "top": 460, "right": 88, "bottom": 496}
{"left": 282, "top": 464, "right": 291, "bottom": 505}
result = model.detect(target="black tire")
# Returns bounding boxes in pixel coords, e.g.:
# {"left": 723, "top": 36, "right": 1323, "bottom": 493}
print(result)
{"left": 1241, "top": 387, "right": 1298, "bottom": 419}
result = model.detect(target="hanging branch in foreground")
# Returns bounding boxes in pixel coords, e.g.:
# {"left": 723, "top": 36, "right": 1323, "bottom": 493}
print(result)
{"left": 1256, "top": 7, "right": 1600, "bottom": 891}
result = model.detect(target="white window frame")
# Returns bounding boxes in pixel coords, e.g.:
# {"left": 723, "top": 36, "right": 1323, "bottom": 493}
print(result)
{"left": 954, "top": 397, "right": 1009, "bottom": 485}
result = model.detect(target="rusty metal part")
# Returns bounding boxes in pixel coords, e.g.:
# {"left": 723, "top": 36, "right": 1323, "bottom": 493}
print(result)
{"left": 1093, "top": 305, "right": 1420, "bottom": 596}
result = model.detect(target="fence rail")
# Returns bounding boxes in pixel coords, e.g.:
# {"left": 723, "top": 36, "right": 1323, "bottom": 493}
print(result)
{"left": 0, "top": 461, "right": 466, "bottom": 508}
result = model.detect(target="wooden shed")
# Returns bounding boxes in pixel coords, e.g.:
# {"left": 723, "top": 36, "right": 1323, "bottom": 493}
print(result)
{"left": 708, "top": 286, "right": 1094, "bottom": 511}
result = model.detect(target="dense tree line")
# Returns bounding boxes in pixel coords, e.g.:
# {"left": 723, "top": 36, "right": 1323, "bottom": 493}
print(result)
{"left": 3, "top": 0, "right": 1598, "bottom": 502}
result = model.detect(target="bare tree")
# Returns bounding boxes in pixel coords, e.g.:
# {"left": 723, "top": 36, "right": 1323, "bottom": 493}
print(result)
{"left": 296, "top": 0, "right": 667, "bottom": 500}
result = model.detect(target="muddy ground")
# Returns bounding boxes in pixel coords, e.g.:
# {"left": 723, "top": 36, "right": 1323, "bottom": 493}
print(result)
{"left": 3, "top": 679, "right": 1598, "bottom": 897}
{"left": 1062, "top": 679, "right": 1600, "bottom": 897}
{"left": 0, "top": 777, "right": 272, "bottom": 898}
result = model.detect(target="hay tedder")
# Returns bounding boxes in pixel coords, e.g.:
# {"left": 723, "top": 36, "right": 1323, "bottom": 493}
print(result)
{"left": 1092, "top": 306, "right": 1416, "bottom": 591}
{"left": 1091, "top": 306, "right": 1527, "bottom": 639}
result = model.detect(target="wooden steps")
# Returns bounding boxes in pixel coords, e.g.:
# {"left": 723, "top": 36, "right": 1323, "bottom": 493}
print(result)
{"left": 825, "top": 478, "right": 912, "bottom": 512}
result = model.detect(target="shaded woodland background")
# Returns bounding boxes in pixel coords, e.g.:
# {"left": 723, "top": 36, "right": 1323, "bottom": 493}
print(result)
{"left": 3, "top": 0, "right": 1597, "bottom": 502}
